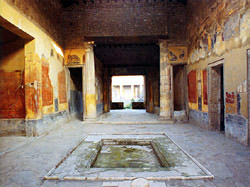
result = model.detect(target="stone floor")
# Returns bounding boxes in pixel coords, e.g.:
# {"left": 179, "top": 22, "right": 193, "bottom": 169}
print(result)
{"left": 0, "top": 110, "right": 250, "bottom": 186}
{"left": 91, "top": 109, "right": 164, "bottom": 124}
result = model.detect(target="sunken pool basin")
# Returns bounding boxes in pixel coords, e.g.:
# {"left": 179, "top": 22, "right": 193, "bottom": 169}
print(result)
{"left": 93, "top": 144, "right": 162, "bottom": 168}
{"left": 44, "top": 134, "right": 213, "bottom": 180}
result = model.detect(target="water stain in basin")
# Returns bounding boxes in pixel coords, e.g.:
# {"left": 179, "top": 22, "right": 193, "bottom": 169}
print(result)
{"left": 92, "top": 145, "right": 161, "bottom": 168}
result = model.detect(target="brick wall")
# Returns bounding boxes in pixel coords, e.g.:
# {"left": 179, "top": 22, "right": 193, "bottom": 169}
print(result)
{"left": 167, "top": 1, "right": 187, "bottom": 42}
{"left": 62, "top": 0, "right": 187, "bottom": 48}
{"left": 4, "top": 0, "right": 187, "bottom": 48}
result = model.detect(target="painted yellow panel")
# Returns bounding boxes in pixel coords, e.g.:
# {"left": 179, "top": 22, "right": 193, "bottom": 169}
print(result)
{"left": 189, "top": 102, "right": 198, "bottom": 110}
{"left": 25, "top": 53, "right": 42, "bottom": 119}
{"left": 0, "top": 1, "right": 67, "bottom": 120}
{"left": 64, "top": 49, "right": 86, "bottom": 66}
{"left": 43, "top": 105, "right": 55, "bottom": 115}
{"left": 0, "top": 46, "right": 24, "bottom": 71}
{"left": 226, "top": 103, "right": 237, "bottom": 114}
{"left": 201, "top": 70, "right": 208, "bottom": 112}
{"left": 85, "top": 94, "right": 96, "bottom": 117}
{"left": 59, "top": 103, "right": 68, "bottom": 112}
{"left": 240, "top": 93, "right": 248, "bottom": 118}
{"left": 208, "top": 35, "right": 212, "bottom": 51}
{"left": 168, "top": 46, "right": 187, "bottom": 63}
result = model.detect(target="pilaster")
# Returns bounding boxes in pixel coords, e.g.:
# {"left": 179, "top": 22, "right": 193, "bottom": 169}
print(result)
{"left": 84, "top": 42, "right": 97, "bottom": 119}
{"left": 159, "top": 40, "right": 173, "bottom": 120}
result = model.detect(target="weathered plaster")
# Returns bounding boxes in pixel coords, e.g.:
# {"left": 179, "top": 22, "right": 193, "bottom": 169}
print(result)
{"left": 159, "top": 40, "right": 172, "bottom": 120}
{"left": 64, "top": 49, "right": 86, "bottom": 66}
{"left": 187, "top": 1, "right": 250, "bottom": 144}
{"left": 0, "top": 34, "right": 25, "bottom": 119}
{"left": 84, "top": 43, "right": 98, "bottom": 119}
{"left": 0, "top": 1, "right": 68, "bottom": 136}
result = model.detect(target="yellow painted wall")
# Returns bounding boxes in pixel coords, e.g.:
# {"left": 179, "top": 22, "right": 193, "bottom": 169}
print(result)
{"left": 188, "top": 44, "right": 250, "bottom": 118}
{"left": 201, "top": 70, "right": 208, "bottom": 113}
{"left": 0, "top": 36, "right": 25, "bottom": 119}
{"left": 70, "top": 78, "right": 77, "bottom": 90}
{"left": 85, "top": 94, "right": 96, "bottom": 118}
{"left": 187, "top": 8, "right": 250, "bottom": 119}
{"left": 189, "top": 100, "right": 198, "bottom": 110}
{"left": 95, "top": 57, "right": 104, "bottom": 105}
{"left": 188, "top": 70, "right": 199, "bottom": 111}
{"left": 0, "top": 39, "right": 24, "bottom": 71}
{"left": 64, "top": 49, "right": 85, "bottom": 113}
{"left": 64, "top": 49, "right": 86, "bottom": 66}
{"left": 0, "top": 0, "right": 67, "bottom": 119}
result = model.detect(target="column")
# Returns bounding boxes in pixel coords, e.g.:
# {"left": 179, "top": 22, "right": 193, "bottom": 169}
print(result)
{"left": 120, "top": 84, "right": 123, "bottom": 100}
{"left": 153, "top": 70, "right": 160, "bottom": 107}
{"left": 103, "top": 68, "right": 110, "bottom": 113}
{"left": 146, "top": 70, "right": 154, "bottom": 113}
{"left": 84, "top": 42, "right": 97, "bottom": 119}
{"left": 159, "top": 40, "right": 172, "bottom": 120}
{"left": 140, "top": 84, "right": 143, "bottom": 99}
{"left": 131, "top": 84, "right": 135, "bottom": 99}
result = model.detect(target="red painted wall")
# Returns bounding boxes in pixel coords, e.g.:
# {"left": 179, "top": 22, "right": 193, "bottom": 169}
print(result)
{"left": 188, "top": 70, "right": 197, "bottom": 103}
{"left": 203, "top": 70, "right": 208, "bottom": 105}
{"left": 58, "top": 70, "right": 67, "bottom": 104}
{"left": 42, "top": 61, "right": 53, "bottom": 106}
{"left": 0, "top": 70, "right": 25, "bottom": 118}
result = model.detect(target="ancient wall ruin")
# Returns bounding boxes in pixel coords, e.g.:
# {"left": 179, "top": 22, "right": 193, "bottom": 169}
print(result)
{"left": 187, "top": 0, "right": 250, "bottom": 144}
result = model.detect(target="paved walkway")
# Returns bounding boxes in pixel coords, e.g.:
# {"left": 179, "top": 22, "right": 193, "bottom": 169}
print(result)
{"left": 0, "top": 111, "right": 250, "bottom": 186}
{"left": 87, "top": 109, "right": 174, "bottom": 124}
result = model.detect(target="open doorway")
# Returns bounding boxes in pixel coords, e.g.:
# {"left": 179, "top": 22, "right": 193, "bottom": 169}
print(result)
{"left": 68, "top": 68, "right": 83, "bottom": 120}
{"left": 208, "top": 61, "right": 225, "bottom": 131}
{"left": 111, "top": 75, "right": 145, "bottom": 110}
{"left": 0, "top": 26, "right": 25, "bottom": 120}
{"left": 173, "top": 65, "right": 186, "bottom": 121}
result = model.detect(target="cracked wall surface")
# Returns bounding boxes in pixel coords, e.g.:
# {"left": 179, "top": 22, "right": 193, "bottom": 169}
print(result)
{"left": 187, "top": 0, "right": 250, "bottom": 144}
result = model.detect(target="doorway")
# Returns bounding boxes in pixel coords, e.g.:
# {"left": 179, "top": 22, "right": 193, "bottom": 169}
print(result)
{"left": 220, "top": 66, "right": 225, "bottom": 131}
{"left": 208, "top": 61, "right": 225, "bottom": 131}
{"left": 111, "top": 75, "right": 145, "bottom": 110}
{"left": 0, "top": 26, "right": 26, "bottom": 120}
{"left": 173, "top": 65, "right": 186, "bottom": 120}
{"left": 68, "top": 67, "right": 84, "bottom": 120}
{"left": 173, "top": 65, "right": 185, "bottom": 111}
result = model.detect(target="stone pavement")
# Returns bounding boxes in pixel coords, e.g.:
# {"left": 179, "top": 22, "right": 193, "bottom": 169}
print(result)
{"left": 0, "top": 110, "right": 250, "bottom": 186}
{"left": 89, "top": 110, "right": 170, "bottom": 124}
{"left": 45, "top": 134, "right": 212, "bottom": 181}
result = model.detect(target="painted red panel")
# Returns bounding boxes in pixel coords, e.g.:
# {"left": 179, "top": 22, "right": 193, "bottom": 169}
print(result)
{"left": 226, "top": 92, "right": 235, "bottom": 104}
{"left": 42, "top": 61, "right": 53, "bottom": 106}
{"left": 0, "top": 70, "right": 25, "bottom": 118}
{"left": 188, "top": 70, "right": 197, "bottom": 103}
{"left": 25, "top": 86, "right": 40, "bottom": 116}
{"left": 58, "top": 70, "right": 67, "bottom": 103}
{"left": 203, "top": 70, "right": 208, "bottom": 105}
